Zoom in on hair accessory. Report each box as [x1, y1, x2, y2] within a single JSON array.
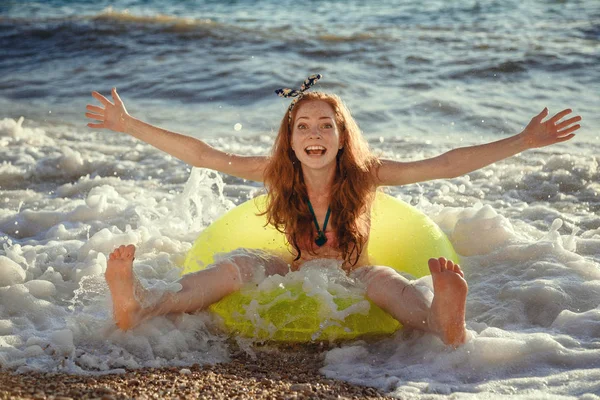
[[275, 74, 323, 122]]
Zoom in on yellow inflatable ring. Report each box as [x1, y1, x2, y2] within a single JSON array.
[[182, 192, 458, 342]]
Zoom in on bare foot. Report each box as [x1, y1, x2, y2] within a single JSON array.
[[428, 257, 468, 347], [106, 244, 142, 330]]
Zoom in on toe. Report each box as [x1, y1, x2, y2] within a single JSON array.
[[437, 257, 448, 270], [455, 264, 465, 278], [123, 245, 133, 259], [428, 258, 442, 274]]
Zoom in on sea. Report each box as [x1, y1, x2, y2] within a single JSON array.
[[1, 0, 600, 398]]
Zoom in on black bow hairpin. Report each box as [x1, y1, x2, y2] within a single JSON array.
[[275, 74, 323, 120]]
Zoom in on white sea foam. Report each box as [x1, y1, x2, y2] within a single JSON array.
[[321, 198, 600, 398], [0, 117, 599, 398]]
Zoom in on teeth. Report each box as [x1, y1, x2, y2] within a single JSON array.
[[305, 145, 326, 151]]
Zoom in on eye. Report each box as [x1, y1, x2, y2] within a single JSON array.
[[297, 123, 307, 130], [322, 123, 333, 129]]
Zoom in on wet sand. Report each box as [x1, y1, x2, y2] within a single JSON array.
[[0, 344, 394, 399]]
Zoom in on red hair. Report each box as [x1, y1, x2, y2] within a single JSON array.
[[262, 92, 379, 269]]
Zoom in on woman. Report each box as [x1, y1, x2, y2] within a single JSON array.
[[86, 75, 581, 347]]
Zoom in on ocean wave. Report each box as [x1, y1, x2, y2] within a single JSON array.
[[444, 53, 598, 82], [0, 7, 217, 31], [445, 60, 529, 81], [0, 7, 388, 46], [317, 31, 390, 43], [0, 9, 227, 41], [92, 7, 214, 29]]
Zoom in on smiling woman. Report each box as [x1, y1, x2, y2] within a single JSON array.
[[294, 105, 340, 156], [264, 90, 379, 271], [87, 74, 580, 347]]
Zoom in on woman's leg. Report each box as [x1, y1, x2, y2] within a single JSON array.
[[105, 245, 289, 330], [352, 257, 468, 346]]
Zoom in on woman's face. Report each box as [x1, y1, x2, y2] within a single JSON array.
[[290, 100, 342, 171]]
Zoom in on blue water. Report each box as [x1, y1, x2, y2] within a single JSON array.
[[1, 0, 599, 136], [1, 1, 600, 398]]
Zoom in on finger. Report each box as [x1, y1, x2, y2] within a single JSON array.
[[92, 91, 112, 106], [87, 122, 105, 129], [555, 133, 576, 143], [86, 104, 105, 114], [533, 107, 549, 122], [112, 87, 124, 106], [557, 124, 580, 136], [85, 112, 104, 121], [548, 109, 572, 124], [555, 116, 581, 131]]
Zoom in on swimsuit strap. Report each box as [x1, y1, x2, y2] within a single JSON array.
[[307, 199, 331, 247]]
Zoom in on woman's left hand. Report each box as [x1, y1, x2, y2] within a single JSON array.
[[520, 108, 582, 149]]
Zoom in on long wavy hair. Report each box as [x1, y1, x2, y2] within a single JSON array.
[[262, 92, 380, 268]]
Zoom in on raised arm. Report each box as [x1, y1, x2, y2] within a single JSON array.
[[375, 108, 581, 186], [85, 88, 268, 182]]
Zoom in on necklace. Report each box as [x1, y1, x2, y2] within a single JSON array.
[[306, 199, 331, 247]]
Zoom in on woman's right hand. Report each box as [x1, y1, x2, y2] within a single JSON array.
[[86, 88, 129, 133]]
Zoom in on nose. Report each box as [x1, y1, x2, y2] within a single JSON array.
[[309, 126, 322, 139]]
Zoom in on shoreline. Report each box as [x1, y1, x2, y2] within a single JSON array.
[[0, 344, 394, 399]]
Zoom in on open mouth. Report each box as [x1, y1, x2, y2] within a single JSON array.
[[305, 145, 326, 156]]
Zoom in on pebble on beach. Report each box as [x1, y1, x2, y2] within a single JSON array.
[[0, 344, 393, 400]]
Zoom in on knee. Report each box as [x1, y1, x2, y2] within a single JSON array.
[[211, 249, 285, 285], [264, 257, 290, 277], [353, 265, 398, 287], [213, 261, 244, 287], [353, 266, 398, 301], [227, 254, 263, 284]]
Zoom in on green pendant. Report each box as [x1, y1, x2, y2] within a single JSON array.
[[307, 199, 331, 248], [315, 232, 327, 247]]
